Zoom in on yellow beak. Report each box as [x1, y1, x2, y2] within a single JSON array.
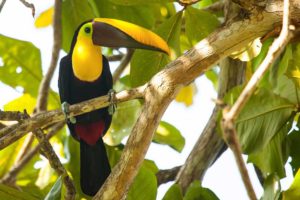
[[91, 18, 170, 55]]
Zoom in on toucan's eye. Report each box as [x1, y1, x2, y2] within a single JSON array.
[[85, 27, 91, 34]]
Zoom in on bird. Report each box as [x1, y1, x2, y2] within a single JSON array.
[[58, 18, 170, 196]]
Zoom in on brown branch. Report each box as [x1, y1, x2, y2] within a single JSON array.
[[0, 122, 65, 185], [107, 54, 124, 62], [176, 58, 246, 193], [36, 0, 61, 112], [204, 0, 224, 13], [156, 166, 181, 186], [0, 87, 145, 150], [177, 0, 200, 6], [221, 0, 293, 200], [19, 0, 35, 17], [0, 110, 27, 121], [112, 49, 134, 84], [0, 0, 6, 13]]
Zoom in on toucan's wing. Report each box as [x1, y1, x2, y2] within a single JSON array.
[[58, 55, 72, 104]]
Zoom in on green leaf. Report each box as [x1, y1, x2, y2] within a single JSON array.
[[153, 121, 185, 152], [278, 44, 293, 76], [0, 184, 39, 200], [274, 75, 300, 105], [162, 184, 183, 200], [283, 169, 300, 200], [185, 7, 219, 46], [184, 181, 219, 200], [235, 89, 294, 153], [205, 69, 218, 90], [44, 176, 62, 200], [127, 166, 157, 200], [90, 0, 158, 29], [0, 34, 42, 96], [61, 0, 95, 52], [286, 44, 300, 88], [108, 0, 172, 6], [130, 12, 183, 87], [248, 120, 291, 177], [143, 159, 159, 174]]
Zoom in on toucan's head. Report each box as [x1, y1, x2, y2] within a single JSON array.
[[70, 18, 170, 82]]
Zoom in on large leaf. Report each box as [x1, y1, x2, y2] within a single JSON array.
[[44, 176, 62, 200], [286, 44, 300, 88], [61, 0, 95, 52], [184, 181, 219, 200], [162, 184, 183, 200], [127, 166, 157, 200], [130, 12, 182, 87], [0, 184, 39, 200], [90, 0, 159, 29], [153, 121, 185, 152], [0, 34, 42, 96], [185, 7, 219, 45], [235, 89, 294, 153], [248, 120, 291, 177], [283, 169, 300, 200]]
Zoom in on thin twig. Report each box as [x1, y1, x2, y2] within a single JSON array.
[[36, 0, 62, 112], [112, 49, 134, 84], [0, 0, 7, 13], [19, 0, 35, 17], [107, 54, 124, 62], [0, 122, 65, 185], [221, 0, 293, 199]]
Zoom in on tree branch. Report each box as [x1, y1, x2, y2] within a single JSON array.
[[18, 0, 35, 17], [0, 0, 6, 13], [36, 0, 61, 112], [176, 58, 246, 193], [0, 86, 145, 149], [0, 122, 65, 185], [112, 49, 134, 84], [156, 166, 181, 186], [221, 0, 294, 199]]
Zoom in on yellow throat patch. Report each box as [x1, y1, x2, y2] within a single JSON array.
[[72, 23, 102, 82]]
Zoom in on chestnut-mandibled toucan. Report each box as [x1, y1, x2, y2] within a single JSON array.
[[58, 18, 169, 196]]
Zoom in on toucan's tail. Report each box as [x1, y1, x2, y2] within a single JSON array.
[[80, 138, 111, 196]]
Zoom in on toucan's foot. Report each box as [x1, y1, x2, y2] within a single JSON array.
[[62, 102, 76, 124], [108, 89, 117, 115]]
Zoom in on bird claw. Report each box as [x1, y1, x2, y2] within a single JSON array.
[[61, 102, 76, 124], [108, 89, 117, 115]]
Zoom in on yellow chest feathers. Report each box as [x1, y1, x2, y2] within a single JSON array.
[[72, 37, 103, 82]]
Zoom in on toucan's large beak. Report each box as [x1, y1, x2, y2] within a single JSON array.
[[92, 18, 170, 55]]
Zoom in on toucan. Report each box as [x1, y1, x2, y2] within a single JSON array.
[[58, 18, 170, 196]]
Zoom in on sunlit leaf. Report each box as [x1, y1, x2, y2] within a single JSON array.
[[35, 7, 53, 28], [44, 176, 62, 200], [185, 7, 219, 45], [175, 83, 197, 106], [108, 0, 172, 5], [283, 169, 300, 200], [163, 184, 183, 200], [0, 184, 39, 200], [4, 93, 36, 114], [277, 44, 292, 76], [184, 181, 219, 200], [153, 121, 185, 152], [230, 38, 262, 62], [130, 12, 183, 87], [0, 34, 42, 96], [127, 166, 157, 200]]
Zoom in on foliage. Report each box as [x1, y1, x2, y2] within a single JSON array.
[[0, 0, 300, 199]]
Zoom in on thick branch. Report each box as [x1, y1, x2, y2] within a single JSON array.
[[156, 166, 181, 186], [94, 1, 300, 199], [176, 58, 246, 193], [36, 0, 61, 112]]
